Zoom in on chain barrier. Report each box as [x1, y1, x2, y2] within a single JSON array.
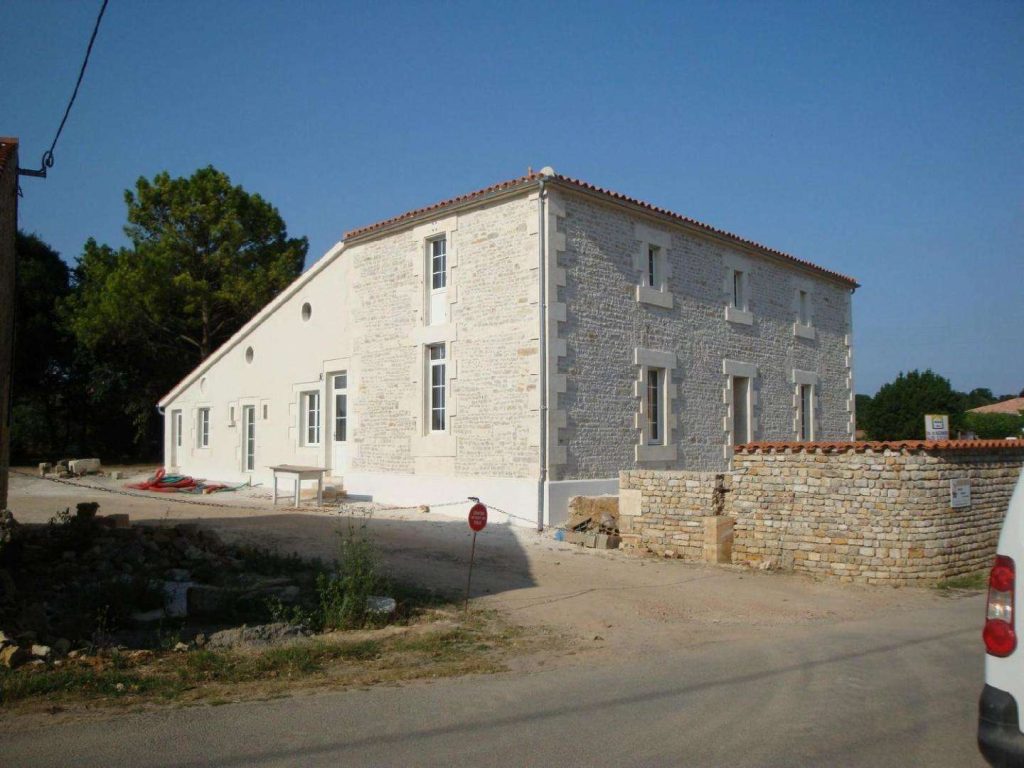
[[12, 469, 484, 520], [12, 469, 582, 536]]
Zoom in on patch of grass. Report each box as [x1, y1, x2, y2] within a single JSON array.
[[0, 612, 543, 711], [936, 570, 989, 591]]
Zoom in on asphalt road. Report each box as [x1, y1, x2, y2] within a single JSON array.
[[2, 592, 987, 768]]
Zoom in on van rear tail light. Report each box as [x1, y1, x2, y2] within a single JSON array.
[[985, 555, 1017, 657]]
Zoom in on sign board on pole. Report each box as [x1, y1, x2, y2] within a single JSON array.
[[468, 502, 488, 532], [925, 414, 950, 441], [950, 478, 972, 509]]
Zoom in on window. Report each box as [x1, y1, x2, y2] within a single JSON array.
[[229, 405, 236, 425], [262, 404, 268, 420], [245, 346, 254, 364], [798, 290, 810, 325], [732, 376, 751, 445], [732, 270, 746, 309], [301, 302, 312, 322], [646, 245, 662, 290], [647, 368, 664, 444], [303, 391, 321, 445], [174, 411, 183, 447], [428, 344, 446, 432], [197, 408, 210, 448], [430, 237, 447, 291], [242, 405, 256, 471], [334, 373, 347, 442], [799, 384, 814, 441]]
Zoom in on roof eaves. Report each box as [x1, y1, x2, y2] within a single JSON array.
[[343, 172, 542, 241], [548, 174, 860, 289]]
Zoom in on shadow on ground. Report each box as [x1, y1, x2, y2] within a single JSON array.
[[147, 512, 538, 601]]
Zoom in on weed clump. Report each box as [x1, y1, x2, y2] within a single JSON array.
[[316, 520, 387, 630]]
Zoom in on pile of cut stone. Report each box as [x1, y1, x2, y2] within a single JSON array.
[[562, 496, 621, 550], [37, 458, 103, 479]]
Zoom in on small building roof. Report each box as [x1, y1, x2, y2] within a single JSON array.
[[969, 397, 1024, 415]]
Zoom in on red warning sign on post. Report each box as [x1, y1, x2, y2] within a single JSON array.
[[468, 502, 488, 532]]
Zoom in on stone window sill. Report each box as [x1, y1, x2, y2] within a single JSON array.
[[635, 444, 677, 462], [636, 285, 674, 309], [724, 306, 753, 326], [793, 322, 816, 340]]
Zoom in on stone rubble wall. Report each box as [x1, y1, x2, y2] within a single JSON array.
[[620, 442, 1024, 585], [619, 470, 727, 559]]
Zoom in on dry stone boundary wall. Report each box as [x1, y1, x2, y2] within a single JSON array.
[[620, 441, 1024, 585]]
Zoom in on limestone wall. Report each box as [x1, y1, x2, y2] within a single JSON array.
[[620, 441, 1024, 585], [159, 188, 543, 521], [556, 190, 854, 481], [619, 470, 726, 559]]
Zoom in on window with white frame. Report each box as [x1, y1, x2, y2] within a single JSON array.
[[646, 367, 666, 444], [798, 383, 814, 441], [428, 344, 446, 432], [430, 237, 446, 290], [197, 408, 210, 448], [634, 225, 673, 308], [302, 391, 321, 445]]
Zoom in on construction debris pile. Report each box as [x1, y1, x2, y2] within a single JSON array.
[[37, 458, 103, 479], [561, 495, 621, 550], [0, 503, 322, 667]]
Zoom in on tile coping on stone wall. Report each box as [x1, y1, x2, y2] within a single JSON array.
[[734, 439, 1024, 454]]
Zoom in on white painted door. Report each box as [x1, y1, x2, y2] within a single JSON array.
[[330, 372, 348, 475], [170, 410, 182, 467], [242, 405, 256, 472]]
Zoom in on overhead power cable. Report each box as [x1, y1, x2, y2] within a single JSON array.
[[19, 0, 110, 180]]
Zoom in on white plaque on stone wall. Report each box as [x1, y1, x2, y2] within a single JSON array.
[[950, 478, 971, 508]]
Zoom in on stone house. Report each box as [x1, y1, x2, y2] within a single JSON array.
[[159, 168, 858, 526]]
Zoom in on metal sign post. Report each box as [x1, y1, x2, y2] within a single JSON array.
[[465, 501, 488, 611]]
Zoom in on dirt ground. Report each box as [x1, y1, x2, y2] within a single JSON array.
[[6, 468, 958, 661]]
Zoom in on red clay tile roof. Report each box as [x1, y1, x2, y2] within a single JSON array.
[[344, 172, 542, 240], [735, 439, 1024, 454], [969, 397, 1024, 415], [0, 137, 18, 176], [342, 171, 860, 287]]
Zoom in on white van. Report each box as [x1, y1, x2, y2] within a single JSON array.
[[980, 469, 1024, 766]]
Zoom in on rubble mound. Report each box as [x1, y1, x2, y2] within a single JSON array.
[[0, 505, 321, 665]]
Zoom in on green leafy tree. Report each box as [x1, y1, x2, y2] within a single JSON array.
[[860, 370, 964, 440], [960, 387, 997, 411], [69, 166, 307, 360], [964, 412, 1024, 439], [66, 167, 308, 456], [10, 232, 74, 459], [854, 394, 872, 434]]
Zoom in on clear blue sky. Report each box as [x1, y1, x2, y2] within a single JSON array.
[[3, 0, 1022, 396]]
